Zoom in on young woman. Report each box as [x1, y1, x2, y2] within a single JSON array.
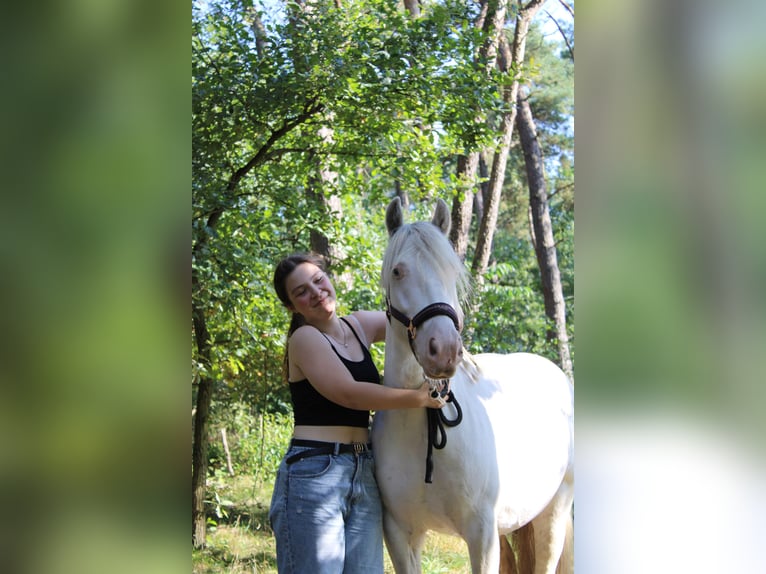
[[269, 252, 445, 574]]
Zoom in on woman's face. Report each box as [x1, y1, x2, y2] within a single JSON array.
[[284, 262, 337, 321]]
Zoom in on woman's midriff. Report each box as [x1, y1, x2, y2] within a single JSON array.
[[292, 425, 370, 444]]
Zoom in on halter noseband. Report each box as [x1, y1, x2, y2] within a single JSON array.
[[385, 298, 461, 343]]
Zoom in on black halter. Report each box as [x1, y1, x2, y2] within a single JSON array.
[[385, 296, 463, 483], [385, 298, 461, 345]]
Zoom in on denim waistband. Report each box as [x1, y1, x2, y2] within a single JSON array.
[[286, 439, 372, 464]]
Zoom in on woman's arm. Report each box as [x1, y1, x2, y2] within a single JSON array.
[[289, 326, 441, 410]]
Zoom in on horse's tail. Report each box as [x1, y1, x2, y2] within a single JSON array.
[[507, 523, 535, 574], [501, 514, 572, 574], [555, 510, 574, 574], [498, 534, 517, 574], [498, 530, 532, 574]]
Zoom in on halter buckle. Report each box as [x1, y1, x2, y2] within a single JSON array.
[[407, 322, 417, 340]]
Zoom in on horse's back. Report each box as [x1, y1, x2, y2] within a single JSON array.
[[468, 352, 573, 530], [471, 352, 572, 412]]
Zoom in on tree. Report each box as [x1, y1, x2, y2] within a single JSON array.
[[472, 0, 547, 280], [193, 0, 334, 545], [449, 0, 508, 261], [517, 90, 573, 380]]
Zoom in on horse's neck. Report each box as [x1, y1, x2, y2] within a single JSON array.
[[383, 332, 423, 389]]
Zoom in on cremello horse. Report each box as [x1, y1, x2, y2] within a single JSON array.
[[371, 198, 574, 574]]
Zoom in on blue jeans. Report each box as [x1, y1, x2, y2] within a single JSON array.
[[269, 443, 384, 574]]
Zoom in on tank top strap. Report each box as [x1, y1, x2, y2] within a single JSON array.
[[317, 328, 343, 358], [341, 316, 368, 350], [317, 318, 369, 360]]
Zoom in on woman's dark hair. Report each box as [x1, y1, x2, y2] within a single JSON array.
[[273, 252, 328, 382]]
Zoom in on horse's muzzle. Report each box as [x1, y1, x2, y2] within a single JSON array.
[[420, 339, 463, 378]]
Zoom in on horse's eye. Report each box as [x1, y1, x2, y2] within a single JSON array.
[[392, 267, 401, 278]]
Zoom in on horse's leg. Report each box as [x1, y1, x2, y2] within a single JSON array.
[[382, 511, 425, 574], [528, 474, 574, 574], [462, 513, 500, 574]]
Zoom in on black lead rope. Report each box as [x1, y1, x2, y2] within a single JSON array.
[[425, 389, 463, 483]]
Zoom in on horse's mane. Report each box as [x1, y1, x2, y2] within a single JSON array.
[[381, 220, 473, 311], [460, 348, 481, 383]]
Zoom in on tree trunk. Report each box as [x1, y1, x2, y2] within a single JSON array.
[[394, 179, 410, 210], [450, 154, 478, 260], [472, 0, 546, 279], [246, 8, 268, 59], [307, 165, 342, 263], [286, 1, 347, 276], [192, 299, 213, 547], [517, 92, 573, 381], [477, 150, 491, 223], [450, 0, 508, 260], [306, 121, 352, 293], [403, 0, 420, 17]]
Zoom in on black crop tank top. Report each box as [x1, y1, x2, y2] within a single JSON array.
[[289, 317, 382, 428]]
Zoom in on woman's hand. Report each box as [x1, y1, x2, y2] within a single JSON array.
[[417, 380, 448, 409]]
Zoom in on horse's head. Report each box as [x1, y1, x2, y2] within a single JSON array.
[[382, 197, 470, 379]]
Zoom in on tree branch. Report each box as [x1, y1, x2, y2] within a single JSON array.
[[544, 10, 574, 61], [558, 0, 574, 18], [263, 146, 397, 161], [193, 98, 325, 254], [548, 181, 574, 199]]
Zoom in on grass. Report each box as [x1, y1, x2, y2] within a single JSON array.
[[192, 474, 471, 574]]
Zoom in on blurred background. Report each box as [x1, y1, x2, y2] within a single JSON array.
[[576, 0, 766, 570], [0, 2, 189, 573], [0, 0, 764, 572]]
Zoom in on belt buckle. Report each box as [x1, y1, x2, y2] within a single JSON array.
[[353, 442, 365, 454]]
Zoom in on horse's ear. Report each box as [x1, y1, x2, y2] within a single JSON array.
[[431, 198, 450, 235], [386, 197, 404, 236]]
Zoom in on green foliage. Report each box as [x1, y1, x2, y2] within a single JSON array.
[[193, 0, 574, 467], [192, 0, 508, 417], [206, 407, 293, 487], [469, 262, 552, 358]]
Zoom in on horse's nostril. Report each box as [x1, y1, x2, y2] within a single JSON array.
[[428, 338, 439, 357]]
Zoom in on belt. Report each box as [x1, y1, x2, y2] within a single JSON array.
[[286, 439, 372, 465]]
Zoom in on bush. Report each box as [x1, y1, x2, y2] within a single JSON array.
[[206, 404, 293, 485]]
